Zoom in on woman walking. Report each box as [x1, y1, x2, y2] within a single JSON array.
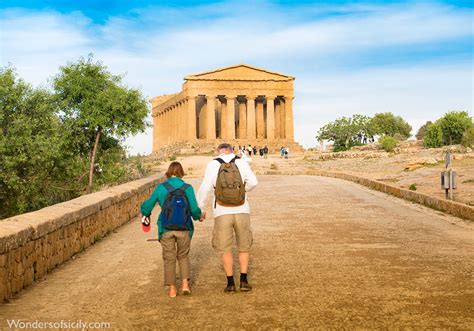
[[140, 162, 203, 297]]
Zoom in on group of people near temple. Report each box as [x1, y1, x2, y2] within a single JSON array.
[[234, 145, 290, 159]]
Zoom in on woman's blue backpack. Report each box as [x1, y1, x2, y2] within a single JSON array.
[[160, 182, 192, 230]]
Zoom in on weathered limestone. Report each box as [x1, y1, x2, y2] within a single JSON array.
[[0, 174, 164, 302], [238, 98, 247, 139], [274, 101, 280, 139], [256, 98, 265, 139], [206, 96, 216, 139], [151, 64, 298, 152], [187, 96, 197, 139], [226, 96, 236, 140], [284, 96, 294, 141], [266, 96, 275, 140], [246, 95, 256, 139]]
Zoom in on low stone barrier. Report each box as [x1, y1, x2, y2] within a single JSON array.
[[0, 174, 163, 302], [305, 170, 474, 222]]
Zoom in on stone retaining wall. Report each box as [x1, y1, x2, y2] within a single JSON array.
[[0, 174, 163, 302], [305, 170, 474, 222]]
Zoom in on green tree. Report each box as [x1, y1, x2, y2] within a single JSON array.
[[0, 68, 86, 218], [437, 111, 473, 145], [461, 126, 474, 148], [316, 114, 371, 151], [415, 121, 433, 140], [370, 112, 412, 139], [53, 55, 149, 193], [423, 122, 443, 148]]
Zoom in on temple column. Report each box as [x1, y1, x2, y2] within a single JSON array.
[[163, 110, 168, 145], [246, 95, 256, 139], [180, 100, 186, 141], [256, 98, 265, 139], [176, 103, 181, 141], [239, 99, 247, 139], [173, 105, 178, 143], [177, 103, 181, 141], [171, 105, 176, 143], [280, 99, 286, 139], [274, 100, 281, 139], [187, 96, 197, 140], [198, 98, 206, 139], [152, 114, 157, 151], [284, 96, 294, 140], [225, 96, 236, 140], [176, 101, 182, 141], [160, 112, 164, 145], [205, 95, 216, 139], [266, 96, 275, 140], [220, 98, 227, 139]]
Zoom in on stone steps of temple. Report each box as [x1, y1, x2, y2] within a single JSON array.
[[147, 139, 304, 161]]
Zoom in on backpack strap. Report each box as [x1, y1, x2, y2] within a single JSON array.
[[215, 156, 240, 164], [163, 182, 175, 193], [179, 183, 190, 191], [163, 182, 189, 193]]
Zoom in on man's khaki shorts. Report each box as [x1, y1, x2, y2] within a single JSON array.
[[212, 213, 253, 253]]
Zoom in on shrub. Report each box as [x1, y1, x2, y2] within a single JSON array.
[[461, 126, 474, 148], [409, 183, 417, 191], [169, 155, 177, 161], [379, 136, 398, 152], [423, 123, 443, 148]]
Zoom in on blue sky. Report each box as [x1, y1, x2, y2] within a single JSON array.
[[1, 0, 472, 154]]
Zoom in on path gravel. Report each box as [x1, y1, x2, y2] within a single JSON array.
[[1, 176, 472, 329]]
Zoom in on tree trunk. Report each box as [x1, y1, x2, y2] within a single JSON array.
[[86, 127, 101, 194]]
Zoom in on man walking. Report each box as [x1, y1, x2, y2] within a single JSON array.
[[197, 143, 258, 293]]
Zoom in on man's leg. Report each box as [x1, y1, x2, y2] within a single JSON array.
[[234, 214, 253, 291], [222, 252, 233, 276], [238, 252, 249, 273], [213, 214, 236, 292]]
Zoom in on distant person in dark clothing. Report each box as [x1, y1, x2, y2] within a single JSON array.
[[263, 146, 269, 159], [253, 146, 257, 156]]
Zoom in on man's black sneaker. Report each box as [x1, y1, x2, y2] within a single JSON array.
[[239, 281, 252, 292], [224, 285, 236, 293]]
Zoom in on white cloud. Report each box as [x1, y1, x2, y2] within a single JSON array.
[[0, 2, 472, 154]]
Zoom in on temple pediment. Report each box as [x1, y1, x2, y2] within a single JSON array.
[[184, 64, 294, 82]]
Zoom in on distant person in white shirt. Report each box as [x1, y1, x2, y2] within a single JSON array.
[[197, 143, 258, 293]]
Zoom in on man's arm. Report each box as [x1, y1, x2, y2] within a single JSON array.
[[196, 162, 215, 208], [239, 160, 258, 192]]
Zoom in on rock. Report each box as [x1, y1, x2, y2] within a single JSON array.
[[423, 158, 438, 165]]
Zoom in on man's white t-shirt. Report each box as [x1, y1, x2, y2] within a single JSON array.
[[196, 153, 258, 218]]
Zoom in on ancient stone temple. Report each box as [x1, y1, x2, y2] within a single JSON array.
[[151, 64, 301, 153]]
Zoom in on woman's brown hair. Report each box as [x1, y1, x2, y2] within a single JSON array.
[[165, 161, 185, 178]]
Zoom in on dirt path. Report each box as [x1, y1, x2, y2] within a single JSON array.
[[1, 176, 473, 329]]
